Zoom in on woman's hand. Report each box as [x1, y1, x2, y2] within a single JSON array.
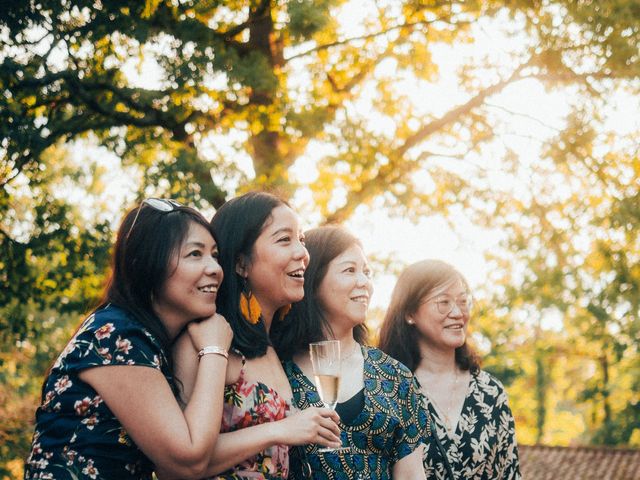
[[187, 313, 233, 351], [277, 406, 342, 448]]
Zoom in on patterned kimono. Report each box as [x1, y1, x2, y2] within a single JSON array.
[[24, 304, 168, 480], [421, 370, 521, 480], [284, 346, 427, 480]]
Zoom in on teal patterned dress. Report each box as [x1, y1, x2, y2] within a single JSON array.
[[24, 304, 169, 479], [283, 346, 427, 480]]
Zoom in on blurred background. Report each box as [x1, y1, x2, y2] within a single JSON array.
[[1, 1, 639, 477]]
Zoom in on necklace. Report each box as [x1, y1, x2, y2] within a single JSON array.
[[421, 369, 460, 432]]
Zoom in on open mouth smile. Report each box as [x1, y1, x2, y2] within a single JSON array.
[[287, 268, 305, 279], [197, 284, 218, 293], [351, 295, 369, 305], [444, 323, 464, 330]]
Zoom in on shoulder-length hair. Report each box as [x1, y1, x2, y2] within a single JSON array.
[[378, 259, 480, 373], [101, 200, 214, 392], [272, 225, 368, 360], [210, 191, 288, 359]]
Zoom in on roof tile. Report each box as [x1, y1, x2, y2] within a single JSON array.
[[519, 444, 640, 480]]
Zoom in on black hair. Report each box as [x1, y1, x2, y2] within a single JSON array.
[[100, 201, 215, 393], [210, 191, 288, 359], [272, 225, 368, 360], [378, 259, 481, 373]]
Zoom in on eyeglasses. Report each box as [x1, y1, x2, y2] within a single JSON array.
[[126, 198, 182, 240], [423, 293, 473, 315]]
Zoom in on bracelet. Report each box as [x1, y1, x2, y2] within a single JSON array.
[[197, 345, 229, 361]]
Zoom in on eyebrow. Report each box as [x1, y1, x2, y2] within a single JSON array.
[[270, 227, 294, 237], [184, 241, 217, 249], [337, 260, 369, 268]]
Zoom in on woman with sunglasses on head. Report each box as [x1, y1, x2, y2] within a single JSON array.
[[25, 199, 233, 480], [272, 226, 427, 480], [172, 192, 341, 479], [379, 260, 521, 480]]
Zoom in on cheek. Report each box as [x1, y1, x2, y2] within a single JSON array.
[[415, 314, 438, 333]]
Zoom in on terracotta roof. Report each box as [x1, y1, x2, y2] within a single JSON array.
[[519, 444, 640, 480]]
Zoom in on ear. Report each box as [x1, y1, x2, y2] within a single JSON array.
[[235, 254, 249, 278]]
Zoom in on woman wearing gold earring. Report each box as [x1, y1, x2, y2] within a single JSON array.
[[172, 192, 341, 479]]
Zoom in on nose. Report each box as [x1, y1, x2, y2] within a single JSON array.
[[294, 240, 310, 263], [449, 302, 464, 317], [205, 256, 223, 279], [356, 271, 370, 287]]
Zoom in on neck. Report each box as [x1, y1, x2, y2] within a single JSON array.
[[417, 341, 458, 374], [326, 326, 359, 358], [262, 309, 274, 333], [151, 304, 182, 342], [252, 293, 275, 333]]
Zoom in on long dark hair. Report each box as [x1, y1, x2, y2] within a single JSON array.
[[99, 201, 214, 391], [273, 225, 368, 360], [210, 191, 288, 358], [378, 259, 480, 373]]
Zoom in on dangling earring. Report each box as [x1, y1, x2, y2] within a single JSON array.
[[239, 278, 262, 325], [277, 304, 292, 321]]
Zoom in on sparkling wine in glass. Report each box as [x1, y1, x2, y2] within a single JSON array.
[[309, 340, 347, 453]]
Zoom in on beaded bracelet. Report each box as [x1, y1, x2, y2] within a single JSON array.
[[197, 345, 229, 361]]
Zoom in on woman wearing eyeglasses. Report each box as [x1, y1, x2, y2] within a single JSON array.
[[379, 260, 521, 480], [172, 192, 341, 480], [25, 199, 233, 479]]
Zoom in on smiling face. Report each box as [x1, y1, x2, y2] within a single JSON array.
[[409, 277, 470, 352], [240, 205, 309, 321], [316, 243, 373, 335], [153, 222, 223, 333]]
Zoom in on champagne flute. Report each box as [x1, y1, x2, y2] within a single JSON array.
[[309, 340, 347, 453]]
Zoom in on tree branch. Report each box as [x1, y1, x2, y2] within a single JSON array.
[[324, 59, 536, 223], [485, 102, 562, 132], [285, 19, 470, 62]]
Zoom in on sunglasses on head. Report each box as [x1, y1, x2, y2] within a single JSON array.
[[126, 198, 182, 240]]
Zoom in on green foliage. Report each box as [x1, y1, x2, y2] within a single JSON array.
[[0, 307, 80, 479], [287, 0, 334, 41]]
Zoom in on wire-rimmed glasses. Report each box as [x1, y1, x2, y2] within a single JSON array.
[[126, 198, 182, 240], [425, 293, 473, 315]]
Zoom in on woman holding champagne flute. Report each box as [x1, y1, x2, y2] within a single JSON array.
[[273, 226, 427, 479]]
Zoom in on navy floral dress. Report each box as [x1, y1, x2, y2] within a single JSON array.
[[421, 370, 521, 480], [284, 346, 427, 480], [24, 304, 169, 480]]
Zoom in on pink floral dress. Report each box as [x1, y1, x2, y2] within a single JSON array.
[[211, 356, 291, 479]]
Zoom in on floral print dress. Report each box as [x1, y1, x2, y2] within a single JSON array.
[[210, 356, 292, 479], [421, 370, 521, 480], [24, 304, 169, 480], [284, 346, 427, 480]]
